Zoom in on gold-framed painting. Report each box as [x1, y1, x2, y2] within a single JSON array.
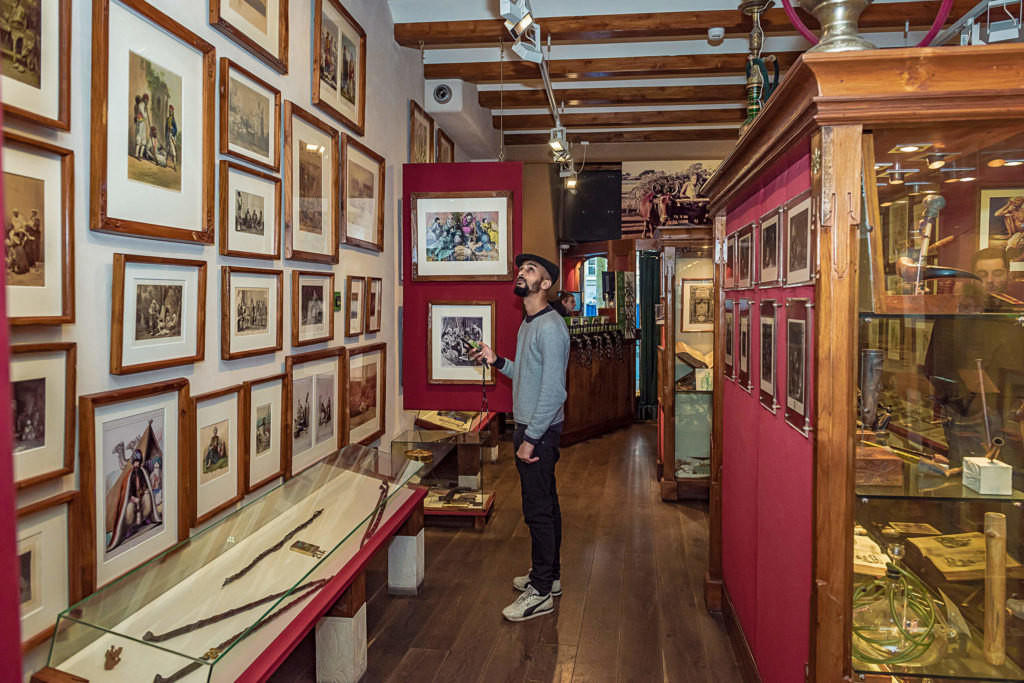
[[283, 100, 340, 264], [341, 136, 385, 252], [209, 0, 288, 74], [0, 0, 71, 130], [348, 342, 385, 446], [409, 99, 434, 163], [191, 385, 245, 526], [11, 342, 75, 490], [221, 265, 283, 360], [312, 0, 365, 136], [219, 57, 281, 172]]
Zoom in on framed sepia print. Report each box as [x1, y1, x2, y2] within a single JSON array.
[[341, 136, 385, 251], [209, 0, 288, 74], [17, 490, 78, 651], [219, 58, 280, 172], [427, 300, 496, 385], [724, 233, 736, 289], [411, 191, 514, 281], [979, 187, 1024, 272], [436, 128, 454, 163], [312, 0, 365, 135], [680, 279, 713, 333], [219, 160, 281, 259], [364, 276, 382, 333], [3, 131, 74, 324], [91, 0, 216, 244], [77, 378, 190, 595], [785, 297, 813, 435], [191, 385, 245, 526], [243, 372, 285, 492], [723, 299, 735, 380], [345, 274, 364, 337], [1, 0, 70, 130], [285, 347, 348, 478], [409, 99, 434, 163], [11, 342, 75, 489], [736, 224, 753, 289], [222, 266, 283, 360], [758, 299, 778, 412], [784, 190, 815, 286], [737, 298, 751, 391], [758, 206, 783, 287], [111, 253, 207, 375], [292, 269, 334, 346], [283, 100, 340, 264], [348, 342, 385, 445]]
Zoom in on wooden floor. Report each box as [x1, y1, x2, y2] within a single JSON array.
[[271, 423, 741, 682]]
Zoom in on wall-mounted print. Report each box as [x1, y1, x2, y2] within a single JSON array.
[[3, 131, 73, 324], [348, 342, 385, 445], [680, 279, 713, 333], [283, 101, 339, 264], [219, 160, 281, 260], [345, 275, 364, 337], [312, 0, 365, 136], [737, 298, 751, 391], [758, 206, 783, 287], [979, 187, 1024, 272], [408, 99, 434, 163], [758, 300, 777, 412], [364, 276, 382, 333], [785, 297, 812, 436], [436, 128, 454, 163], [285, 347, 348, 478], [77, 378, 189, 595], [342, 136, 385, 252], [736, 225, 753, 288], [17, 490, 78, 651], [292, 270, 334, 346], [209, 0, 288, 74], [111, 254, 207, 375], [723, 299, 735, 380], [724, 234, 736, 290], [191, 385, 245, 526], [411, 191, 513, 281], [222, 266, 282, 360], [91, 0, 215, 244], [243, 373, 284, 492], [0, 0, 70, 130], [620, 160, 718, 237], [784, 191, 815, 286], [219, 58, 280, 172], [427, 301, 496, 385], [11, 342, 75, 490]]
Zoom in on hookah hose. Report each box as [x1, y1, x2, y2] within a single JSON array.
[[780, 0, 953, 47], [852, 563, 939, 665]]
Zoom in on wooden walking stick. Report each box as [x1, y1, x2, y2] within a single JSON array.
[[984, 511, 1006, 666]]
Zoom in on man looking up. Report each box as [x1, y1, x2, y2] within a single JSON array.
[[471, 253, 570, 622]]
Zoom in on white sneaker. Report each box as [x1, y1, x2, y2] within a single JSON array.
[[513, 569, 562, 597], [501, 585, 554, 622]]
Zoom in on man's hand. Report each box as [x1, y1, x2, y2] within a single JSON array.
[[516, 440, 539, 464], [470, 342, 497, 365]]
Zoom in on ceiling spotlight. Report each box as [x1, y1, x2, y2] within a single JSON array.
[[548, 126, 567, 153], [874, 162, 892, 171], [943, 175, 961, 183], [888, 172, 905, 185], [1005, 160, 1024, 167], [501, 0, 533, 38], [923, 154, 947, 170], [565, 173, 578, 190], [959, 175, 976, 182], [988, 158, 1006, 168], [552, 149, 570, 164], [880, 201, 893, 207], [899, 145, 921, 153], [888, 143, 931, 154]]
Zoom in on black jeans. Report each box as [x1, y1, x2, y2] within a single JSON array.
[[513, 422, 563, 595]]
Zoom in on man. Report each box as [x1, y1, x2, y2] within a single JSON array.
[[165, 104, 178, 170], [472, 253, 570, 622], [133, 94, 150, 159]]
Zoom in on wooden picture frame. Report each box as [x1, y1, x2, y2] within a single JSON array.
[[209, 0, 288, 74], [427, 300, 496, 385], [979, 186, 1024, 272], [364, 276, 382, 333], [11, 342, 75, 489], [221, 266, 283, 360], [218, 58, 281, 172], [285, 347, 349, 478], [758, 299, 778, 413], [242, 372, 286, 492], [410, 190, 514, 281], [758, 205, 784, 287], [436, 128, 454, 163], [191, 385, 245, 526], [409, 99, 434, 163], [348, 342, 386, 446], [680, 279, 713, 333], [341, 136, 385, 252], [723, 299, 735, 380], [724, 233, 736, 290], [1, 0, 71, 130], [77, 378, 190, 596], [4, 131, 74, 324], [312, 0, 366, 136], [345, 275, 365, 337], [90, 0, 216, 244], [737, 298, 751, 391], [111, 253, 207, 375], [784, 190, 815, 286], [218, 160, 282, 259], [736, 223, 754, 289], [292, 269, 335, 346], [283, 100, 340, 264], [785, 297, 813, 436]]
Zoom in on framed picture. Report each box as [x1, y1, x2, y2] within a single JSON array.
[[409, 99, 434, 163], [342, 136, 385, 252], [191, 385, 245, 526], [1, 0, 70, 130], [364, 276, 382, 333], [209, 0, 288, 74], [222, 266, 283, 359], [312, 0, 365, 135], [285, 347, 348, 478], [724, 233, 736, 289], [736, 224, 753, 288], [785, 298, 813, 435], [345, 275, 365, 337], [759, 300, 778, 412], [680, 279, 713, 333], [219, 160, 281, 259], [436, 128, 454, 163], [90, 0, 215, 244], [886, 201, 909, 264], [887, 318, 902, 361], [111, 254, 206, 375], [77, 378, 190, 595], [737, 298, 751, 391], [219, 58, 281, 172], [17, 490, 78, 651], [243, 373, 285, 492], [427, 301, 496, 385], [411, 191, 514, 281], [758, 206, 783, 287], [283, 101, 340, 264], [723, 299, 735, 380], [3, 131, 74, 324], [348, 342, 385, 445], [292, 270, 334, 346], [11, 342, 75, 489], [784, 190, 815, 286], [979, 187, 1024, 271]]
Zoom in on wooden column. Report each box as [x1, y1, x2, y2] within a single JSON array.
[[705, 213, 727, 612]]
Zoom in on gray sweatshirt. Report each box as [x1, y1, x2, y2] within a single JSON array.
[[493, 306, 570, 444]]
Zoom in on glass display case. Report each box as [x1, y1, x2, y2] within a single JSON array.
[[46, 444, 423, 683]]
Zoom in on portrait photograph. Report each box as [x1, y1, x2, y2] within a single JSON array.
[[244, 373, 284, 491], [219, 58, 280, 172], [313, 0, 365, 135], [284, 101, 339, 263], [737, 226, 752, 288], [348, 342, 385, 445], [681, 279, 713, 333], [11, 342, 74, 488], [979, 187, 1024, 272], [785, 192, 814, 285], [342, 137, 385, 251], [285, 347, 347, 477], [219, 160, 281, 259], [364, 276, 382, 333], [411, 191, 513, 281], [17, 491, 77, 651], [436, 128, 454, 163], [222, 266, 282, 360], [759, 208, 782, 286], [723, 300, 735, 379], [192, 386, 244, 526], [345, 275, 364, 337], [428, 301, 496, 385], [759, 300, 776, 412], [0, 0, 70, 130], [210, 0, 288, 74], [409, 99, 434, 163], [291, 270, 334, 346]]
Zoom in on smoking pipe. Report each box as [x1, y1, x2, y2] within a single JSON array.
[[896, 256, 980, 283]]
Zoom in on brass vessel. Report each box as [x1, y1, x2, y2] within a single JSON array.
[[796, 0, 876, 52]]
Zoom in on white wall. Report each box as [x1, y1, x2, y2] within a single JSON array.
[[10, 1, 423, 678]]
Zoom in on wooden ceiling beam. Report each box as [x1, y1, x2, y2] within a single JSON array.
[[495, 109, 745, 130], [504, 129, 740, 145], [479, 84, 749, 109]]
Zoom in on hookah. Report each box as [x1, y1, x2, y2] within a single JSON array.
[[739, 1, 780, 128]]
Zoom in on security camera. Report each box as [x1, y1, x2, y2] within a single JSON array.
[[432, 83, 452, 105], [707, 27, 725, 43]]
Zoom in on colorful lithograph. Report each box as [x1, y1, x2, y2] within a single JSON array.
[[0, 0, 70, 129], [192, 386, 245, 525], [411, 191, 513, 281]]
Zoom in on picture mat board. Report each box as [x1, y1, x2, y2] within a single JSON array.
[[348, 346, 384, 445], [212, 0, 285, 71], [17, 498, 71, 648], [11, 345, 73, 486], [220, 161, 281, 258], [345, 276, 364, 337], [785, 298, 812, 434], [194, 391, 242, 522], [736, 226, 753, 289], [247, 377, 284, 490], [412, 192, 512, 280], [285, 104, 338, 262], [428, 302, 495, 384], [364, 277, 382, 333], [226, 268, 281, 357], [785, 193, 815, 285], [343, 141, 383, 248], [295, 272, 332, 344], [314, 0, 364, 133], [221, 60, 279, 171], [288, 354, 343, 477], [759, 208, 783, 286], [1, 0, 68, 127], [680, 279, 713, 332]]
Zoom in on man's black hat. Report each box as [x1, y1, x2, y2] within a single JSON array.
[[514, 253, 559, 284]]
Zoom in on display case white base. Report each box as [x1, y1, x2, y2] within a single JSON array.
[[388, 529, 424, 595], [962, 457, 1013, 496], [315, 604, 367, 683]]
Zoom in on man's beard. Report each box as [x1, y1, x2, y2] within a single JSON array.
[[513, 278, 538, 298]]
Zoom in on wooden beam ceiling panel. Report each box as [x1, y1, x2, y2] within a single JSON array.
[[479, 84, 749, 109], [504, 129, 740, 145], [496, 109, 745, 130]]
